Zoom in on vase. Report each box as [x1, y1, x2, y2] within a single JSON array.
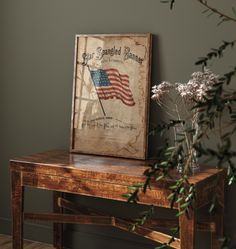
[[189, 148, 200, 174], [176, 148, 200, 175], [174, 125, 200, 174]]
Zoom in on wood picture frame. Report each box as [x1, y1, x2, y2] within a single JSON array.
[[70, 33, 152, 159]]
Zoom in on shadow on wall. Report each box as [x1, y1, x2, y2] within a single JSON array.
[[148, 34, 167, 159]]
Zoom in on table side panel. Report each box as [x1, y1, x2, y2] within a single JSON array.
[[10, 161, 150, 186], [10, 151, 226, 211], [10, 161, 225, 188], [21, 171, 175, 209], [194, 170, 226, 208]]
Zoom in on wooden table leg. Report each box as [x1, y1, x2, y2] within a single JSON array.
[[179, 210, 196, 249], [53, 191, 64, 249], [211, 177, 224, 249], [11, 170, 24, 249], [211, 204, 224, 249]]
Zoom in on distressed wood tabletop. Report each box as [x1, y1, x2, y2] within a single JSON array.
[[10, 150, 226, 249]]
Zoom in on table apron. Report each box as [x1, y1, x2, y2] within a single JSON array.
[[21, 171, 176, 209]]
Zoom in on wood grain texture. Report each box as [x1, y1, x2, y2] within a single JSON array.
[[0, 234, 53, 249], [210, 176, 225, 249], [10, 150, 225, 185], [179, 209, 196, 249], [11, 170, 24, 249], [10, 150, 226, 249], [53, 192, 63, 249], [24, 212, 181, 247], [22, 171, 174, 209], [115, 218, 180, 249], [58, 197, 216, 232]]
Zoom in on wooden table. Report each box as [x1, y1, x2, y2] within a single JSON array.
[[10, 150, 225, 249]]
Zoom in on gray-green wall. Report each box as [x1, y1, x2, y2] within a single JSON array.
[[1, 0, 236, 248]]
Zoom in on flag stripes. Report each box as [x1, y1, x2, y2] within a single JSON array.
[[90, 68, 135, 106]]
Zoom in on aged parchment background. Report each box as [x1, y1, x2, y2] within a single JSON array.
[[72, 35, 151, 158]]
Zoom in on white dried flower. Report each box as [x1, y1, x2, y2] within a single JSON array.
[[151, 81, 174, 101], [174, 69, 219, 102], [175, 83, 191, 100], [152, 69, 219, 111], [190, 69, 219, 101]]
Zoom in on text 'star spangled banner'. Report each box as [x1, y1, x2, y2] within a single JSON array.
[[90, 68, 135, 106]]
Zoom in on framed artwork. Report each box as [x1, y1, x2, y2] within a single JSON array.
[[70, 33, 152, 159]]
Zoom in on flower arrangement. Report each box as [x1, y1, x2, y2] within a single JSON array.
[[124, 1, 236, 248], [151, 69, 220, 173]]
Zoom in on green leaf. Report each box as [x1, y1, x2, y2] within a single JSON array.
[[132, 183, 144, 188], [189, 185, 194, 193], [160, 161, 168, 166], [155, 174, 164, 181], [176, 197, 183, 203], [122, 193, 132, 198], [228, 176, 235, 185], [127, 186, 138, 191], [180, 202, 191, 209], [195, 57, 207, 66], [179, 187, 185, 194], [166, 146, 176, 151], [185, 193, 193, 202], [176, 210, 185, 217], [169, 185, 178, 190], [168, 192, 176, 199], [209, 202, 215, 213]]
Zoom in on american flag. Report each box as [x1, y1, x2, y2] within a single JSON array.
[[90, 68, 135, 107]]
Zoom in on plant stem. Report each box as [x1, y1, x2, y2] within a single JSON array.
[[197, 0, 236, 23], [175, 104, 190, 152]]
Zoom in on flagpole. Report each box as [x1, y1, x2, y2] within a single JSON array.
[[85, 63, 106, 117]]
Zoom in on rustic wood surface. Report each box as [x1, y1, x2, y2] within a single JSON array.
[[11, 170, 24, 249], [210, 176, 225, 249], [10, 150, 226, 249], [53, 192, 63, 249], [179, 208, 196, 249], [10, 150, 225, 185], [0, 234, 53, 249]]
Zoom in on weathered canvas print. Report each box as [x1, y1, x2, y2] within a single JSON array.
[[71, 34, 152, 159]]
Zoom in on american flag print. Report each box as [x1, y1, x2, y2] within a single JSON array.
[[90, 68, 135, 107]]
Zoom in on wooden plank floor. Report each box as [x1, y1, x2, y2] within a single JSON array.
[[0, 234, 54, 249]]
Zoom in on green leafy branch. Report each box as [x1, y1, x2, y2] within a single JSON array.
[[129, 205, 155, 231], [223, 67, 236, 85], [161, 0, 236, 25], [194, 137, 236, 186], [123, 120, 196, 249], [192, 70, 236, 185], [193, 68, 236, 130], [123, 130, 185, 204], [124, 69, 236, 249], [195, 40, 236, 68], [156, 1, 236, 248], [168, 175, 195, 217], [149, 119, 184, 137], [197, 0, 236, 25], [155, 227, 179, 249], [147, 176, 194, 249], [219, 237, 236, 249], [160, 0, 175, 10]]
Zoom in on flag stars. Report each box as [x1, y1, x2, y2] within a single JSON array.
[[91, 69, 111, 87]]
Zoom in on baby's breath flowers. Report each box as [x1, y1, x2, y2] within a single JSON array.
[[152, 69, 219, 103], [151, 69, 219, 173], [151, 81, 174, 102]]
